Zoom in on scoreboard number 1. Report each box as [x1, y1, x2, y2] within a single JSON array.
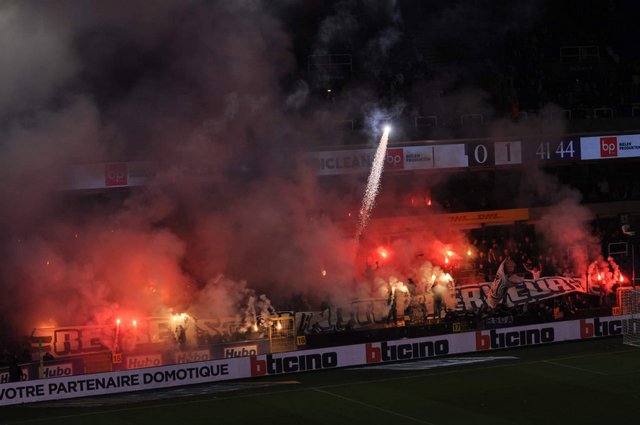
[[494, 141, 522, 165]]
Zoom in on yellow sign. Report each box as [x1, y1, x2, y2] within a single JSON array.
[[452, 323, 462, 332], [296, 336, 307, 346], [445, 208, 529, 226], [338, 208, 531, 238], [112, 353, 122, 364]]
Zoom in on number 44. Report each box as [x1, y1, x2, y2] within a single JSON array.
[[536, 140, 574, 159]]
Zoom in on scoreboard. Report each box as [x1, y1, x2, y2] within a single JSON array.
[[312, 133, 640, 176], [467, 137, 580, 167]]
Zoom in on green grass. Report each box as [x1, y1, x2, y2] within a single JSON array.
[[2, 338, 639, 425]]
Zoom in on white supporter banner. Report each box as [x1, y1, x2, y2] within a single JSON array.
[[1, 315, 636, 406], [294, 276, 585, 335], [456, 276, 584, 311]]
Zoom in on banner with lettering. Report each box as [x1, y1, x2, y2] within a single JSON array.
[[29, 313, 293, 361], [454, 276, 585, 311], [295, 276, 585, 333], [2, 315, 637, 405]]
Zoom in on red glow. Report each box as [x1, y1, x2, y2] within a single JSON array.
[[426, 198, 432, 206], [132, 320, 137, 327], [376, 246, 390, 261], [597, 273, 602, 281], [619, 275, 625, 283], [116, 318, 121, 326]]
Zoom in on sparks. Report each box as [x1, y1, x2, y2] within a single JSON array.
[[355, 125, 391, 239]]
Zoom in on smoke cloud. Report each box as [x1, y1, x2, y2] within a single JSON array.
[[0, 1, 608, 349], [0, 1, 355, 342]]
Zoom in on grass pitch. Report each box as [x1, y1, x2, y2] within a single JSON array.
[[1, 337, 639, 425]]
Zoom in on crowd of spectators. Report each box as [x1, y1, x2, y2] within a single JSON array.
[[461, 219, 632, 284], [429, 219, 633, 329]]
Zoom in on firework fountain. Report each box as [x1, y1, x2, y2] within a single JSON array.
[[355, 125, 391, 240]]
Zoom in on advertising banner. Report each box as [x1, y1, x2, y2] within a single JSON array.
[[445, 208, 529, 226], [580, 134, 640, 160], [0, 357, 244, 406], [68, 161, 152, 190], [310, 143, 467, 176], [2, 315, 636, 406]]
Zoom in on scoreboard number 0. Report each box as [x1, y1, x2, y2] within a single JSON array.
[[467, 142, 494, 166], [474, 144, 489, 164]]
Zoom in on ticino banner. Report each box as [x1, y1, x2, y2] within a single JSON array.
[[0, 315, 636, 406]]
